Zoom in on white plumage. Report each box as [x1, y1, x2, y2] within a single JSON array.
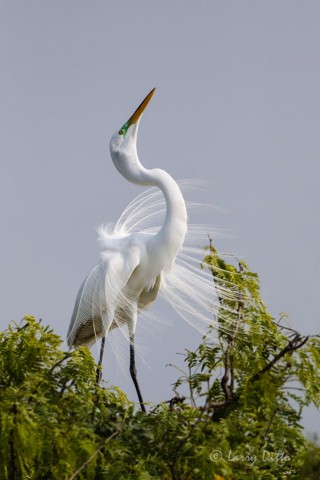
[[67, 89, 222, 410]]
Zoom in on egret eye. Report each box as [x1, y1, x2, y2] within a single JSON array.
[[119, 129, 124, 135]]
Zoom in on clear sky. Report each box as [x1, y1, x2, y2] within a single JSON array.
[[1, 1, 319, 434]]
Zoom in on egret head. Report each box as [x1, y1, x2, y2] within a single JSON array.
[[110, 88, 155, 183], [110, 88, 155, 151]]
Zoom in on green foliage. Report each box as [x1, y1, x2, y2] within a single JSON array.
[[0, 318, 129, 479], [298, 442, 320, 479], [0, 246, 319, 479]]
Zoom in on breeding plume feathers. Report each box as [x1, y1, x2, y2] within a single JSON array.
[[68, 181, 237, 352]]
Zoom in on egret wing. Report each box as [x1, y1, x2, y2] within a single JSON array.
[[67, 246, 141, 348], [67, 264, 104, 347]]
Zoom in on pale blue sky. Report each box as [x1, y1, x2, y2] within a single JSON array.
[[1, 1, 319, 433]]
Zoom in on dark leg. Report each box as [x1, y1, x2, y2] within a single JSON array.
[[130, 334, 146, 412], [96, 336, 106, 384]]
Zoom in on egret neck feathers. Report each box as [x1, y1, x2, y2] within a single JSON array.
[[110, 120, 187, 271]]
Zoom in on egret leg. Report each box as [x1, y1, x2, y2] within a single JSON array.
[[96, 336, 106, 384], [129, 334, 146, 412]]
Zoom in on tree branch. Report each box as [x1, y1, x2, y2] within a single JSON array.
[[203, 331, 309, 414], [68, 425, 124, 480], [249, 333, 309, 384]]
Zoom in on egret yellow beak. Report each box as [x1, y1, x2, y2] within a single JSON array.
[[119, 88, 156, 136], [128, 88, 156, 126]]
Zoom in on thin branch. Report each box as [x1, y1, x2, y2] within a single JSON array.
[[203, 332, 310, 413], [50, 352, 73, 373], [259, 407, 279, 450], [250, 334, 309, 384], [68, 426, 123, 480]]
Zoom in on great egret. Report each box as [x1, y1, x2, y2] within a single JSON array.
[[67, 89, 222, 412]]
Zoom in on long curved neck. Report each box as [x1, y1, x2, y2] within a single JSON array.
[[110, 133, 187, 261], [145, 167, 187, 246]]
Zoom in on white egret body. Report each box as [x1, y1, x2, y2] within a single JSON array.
[[67, 89, 189, 410]]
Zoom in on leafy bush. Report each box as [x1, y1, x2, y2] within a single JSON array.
[[0, 246, 319, 479]]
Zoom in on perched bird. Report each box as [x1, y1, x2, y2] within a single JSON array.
[[67, 89, 221, 411]]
